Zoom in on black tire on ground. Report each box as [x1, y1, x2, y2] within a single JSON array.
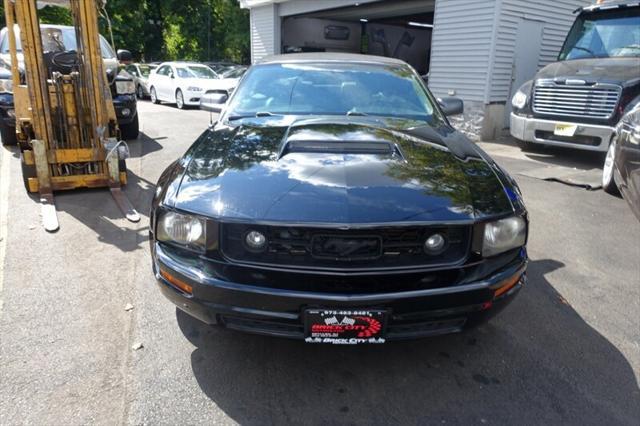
[[120, 114, 139, 140], [137, 85, 145, 100], [602, 141, 620, 195], [0, 119, 17, 146], [150, 86, 159, 104], [20, 151, 37, 192], [515, 138, 537, 152], [175, 89, 185, 109]]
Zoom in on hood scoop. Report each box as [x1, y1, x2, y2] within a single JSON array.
[[279, 140, 404, 158]]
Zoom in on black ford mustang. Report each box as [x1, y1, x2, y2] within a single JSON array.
[[150, 53, 528, 344]]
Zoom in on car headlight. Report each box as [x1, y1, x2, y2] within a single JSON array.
[[0, 79, 13, 94], [482, 216, 527, 257], [187, 86, 203, 92], [511, 81, 532, 110], [115, 80, 136, 95], [157, 210, 206, 251]]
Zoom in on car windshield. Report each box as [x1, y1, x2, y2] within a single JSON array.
[[223, 67, 246, 78], [559, 8, 640, 60], [139, 65, 155, 77], [2, 27, 115, 59], [187, 66, 217, 79], [225, 62, 438, 122]]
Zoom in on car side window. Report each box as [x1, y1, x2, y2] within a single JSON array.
[[157, 65, 169, 76], [126, 65, 138, 76], [99, 36, 115, 59]]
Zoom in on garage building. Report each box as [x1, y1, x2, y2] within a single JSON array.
[[238, 0, 589, 140]]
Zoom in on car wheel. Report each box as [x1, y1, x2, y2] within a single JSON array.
[[0, 118, 17, 146], [120, 114, 139, 140], [137, 85, 145, 100], [176, 89, 185, 109], [150, 87, 159, 104], [515, 138, 536, 152], [602, 140, 620, 195]]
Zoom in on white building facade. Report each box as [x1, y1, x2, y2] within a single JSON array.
[[239, 0, 590, 139]]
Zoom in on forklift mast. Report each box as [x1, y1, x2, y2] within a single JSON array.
[[3, 0, 139, 231]]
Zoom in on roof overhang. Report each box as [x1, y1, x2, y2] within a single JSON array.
[[238, 0, 292, 9]]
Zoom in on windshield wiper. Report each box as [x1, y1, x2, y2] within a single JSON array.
[[571, 46, 597, 57]]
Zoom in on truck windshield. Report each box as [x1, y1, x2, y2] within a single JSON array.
[[559, 8, 640, 60]]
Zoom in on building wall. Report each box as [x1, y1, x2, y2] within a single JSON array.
[[249, 4, 280, 63], [427, 0, 497, 103], [488, 0, 590, 103]]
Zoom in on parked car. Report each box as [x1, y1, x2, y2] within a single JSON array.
[[150, 53, 529, 344], [510, 1, 640, 152], [0, 24, 139, 144], [204, 61, 239, 74], [221, 65, 247, 79], [124, 63, 157, 99], [603, 103, 640, 220], [148, 61, 239, 109]]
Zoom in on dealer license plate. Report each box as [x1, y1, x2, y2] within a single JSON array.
[[304, 309, 387, 344], [554, 123, 578, 137]]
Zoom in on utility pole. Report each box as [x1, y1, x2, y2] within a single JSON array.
[[207, 0, 211, 60]]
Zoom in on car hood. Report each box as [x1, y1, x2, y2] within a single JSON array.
[[535, 58, 640, 86], [163, 119, 515, 224], [184, 78, 231, 90]]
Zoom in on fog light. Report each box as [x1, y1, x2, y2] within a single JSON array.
[[245, 230, 267, 251], [424, 233, 446, 254], [121, 108, 131, 117]]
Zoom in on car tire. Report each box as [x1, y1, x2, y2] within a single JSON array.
[[20, 151, 37, 192], [137, 85, 145, 100], [602, 140, 620, 195], [120, 114, 139, 140], [0, 119, 17, 146], [175, 89, 185, 109], [150, 87, 159, 104], [515, 139, 537, 152]]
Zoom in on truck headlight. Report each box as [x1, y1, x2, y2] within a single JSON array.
[[115, 80, 136, 95], [0, 79, 13, 94], [157, 210, 206, 252], [482, 216, 527, 257], [511, 81, 532, 110]]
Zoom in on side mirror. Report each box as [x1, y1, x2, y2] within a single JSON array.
[[438, 97, 464, 116], [200, 92, 228, 112], [117, 49, 133, 63], [169, 73, 175, 79]]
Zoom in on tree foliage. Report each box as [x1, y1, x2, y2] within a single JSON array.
[[0, 0, 250, 64]]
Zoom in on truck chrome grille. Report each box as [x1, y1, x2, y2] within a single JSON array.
[[532, 80, 621, 120]]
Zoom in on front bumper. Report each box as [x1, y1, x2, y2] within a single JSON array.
[[510, 112, 614, 152], [0, 93, 15, 126], [183, 90, 204, 106], [112, 93, 137, 125], [153, 242, 526, 341]]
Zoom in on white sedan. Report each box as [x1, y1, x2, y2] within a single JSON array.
[[148, 62, 238, 109]]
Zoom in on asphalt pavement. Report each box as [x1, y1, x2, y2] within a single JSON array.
[[0, 101, 638, 425]]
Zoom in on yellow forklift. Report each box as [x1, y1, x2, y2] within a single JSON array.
[[3, 0, 139, 232]]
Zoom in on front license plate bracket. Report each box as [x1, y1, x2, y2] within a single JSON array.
[[554, 123, 578, 137], [304, 309, 388, 344]]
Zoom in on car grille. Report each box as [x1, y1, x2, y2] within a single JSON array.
[[532, 80, 621, 120], [219, 223, 471, 271]]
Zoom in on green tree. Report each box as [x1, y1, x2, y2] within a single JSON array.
[[1, 0, 250, 64]]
